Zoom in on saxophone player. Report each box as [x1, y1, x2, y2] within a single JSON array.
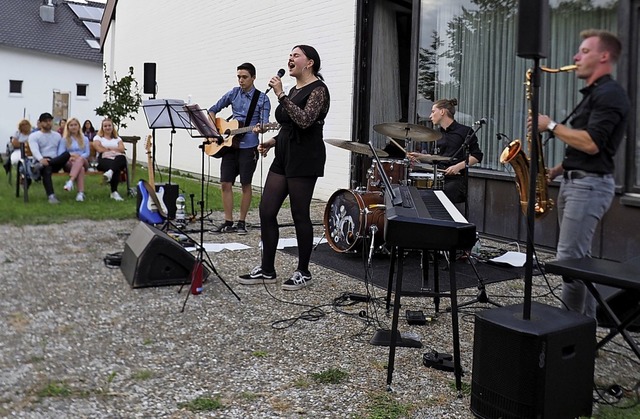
[[533, 29, 630, 317]]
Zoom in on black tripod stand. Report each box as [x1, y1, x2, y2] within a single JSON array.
[[177, 104, 241, 310], [452, 121, 500, 309]]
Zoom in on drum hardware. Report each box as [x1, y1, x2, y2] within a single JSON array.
[[367, 225, 379, 266], [373, 122, 442, 142]]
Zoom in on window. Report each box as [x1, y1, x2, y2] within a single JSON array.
[[76, 84, 88, 97], [418, 0, 618, 172], [9, 80, 22, 94]]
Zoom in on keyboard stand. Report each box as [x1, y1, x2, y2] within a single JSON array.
[[544, 257, 640, 362], [381, 246, 463, 393]]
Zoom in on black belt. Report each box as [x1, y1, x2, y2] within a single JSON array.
[[563, 170, 607, 180]]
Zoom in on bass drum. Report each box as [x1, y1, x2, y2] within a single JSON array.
[[324, 189, 386, 253]]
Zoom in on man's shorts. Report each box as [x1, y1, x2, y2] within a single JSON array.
[[220, 147, 258, 185]]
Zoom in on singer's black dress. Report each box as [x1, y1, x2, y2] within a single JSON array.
[[270, 80, 330, 177]]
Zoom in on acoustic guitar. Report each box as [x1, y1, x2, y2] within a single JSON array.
[[137, 135, 168, 225], [204, 118, 279, 158]]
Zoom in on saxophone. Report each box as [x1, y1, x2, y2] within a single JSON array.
[[500, 65, 576, 218]]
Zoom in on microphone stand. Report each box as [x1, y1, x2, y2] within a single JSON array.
[[451, 122, 501, 310]]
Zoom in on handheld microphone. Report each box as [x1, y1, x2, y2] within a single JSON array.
[[265, 69, 286, 94], [474, 117, 487, 126]]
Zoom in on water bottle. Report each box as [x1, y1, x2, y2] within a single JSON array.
[[175, 194, 186, 224]]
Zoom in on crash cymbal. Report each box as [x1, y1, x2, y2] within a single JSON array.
[[373, 123, 441, 142], [325, 138, 389, 157]]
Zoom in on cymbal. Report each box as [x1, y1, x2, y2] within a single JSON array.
[[325, 138, 389, 157], [416, 155, 451, 163], [373, 123, 441, 142]]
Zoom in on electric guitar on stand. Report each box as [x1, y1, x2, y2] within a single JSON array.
[[204, 118, 279, 158], [137, 135, 168, 225]]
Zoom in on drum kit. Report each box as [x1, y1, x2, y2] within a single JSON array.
[[324, 122, 446, 253]]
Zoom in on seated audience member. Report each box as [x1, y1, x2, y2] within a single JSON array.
[[4, 119, 32, 174], [57, 119, 67, 135], [83, 119, 97, 166], [58, 117, 90, 202], [28, 112, 70, 204], [93, 118, 128, 201]]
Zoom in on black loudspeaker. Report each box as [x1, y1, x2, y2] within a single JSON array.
[[120, 222, 194, 288], [143, 62, 157, 94], [596, 284, 640, 332], [470, 302, 595, 419], [517, 0, 550, 58]]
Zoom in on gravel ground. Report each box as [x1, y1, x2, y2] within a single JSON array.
[[1, 200, 639, 418]]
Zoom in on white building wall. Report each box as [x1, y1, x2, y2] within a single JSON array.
[[1, 46, 103, 148], [103, 0, 356, 200]]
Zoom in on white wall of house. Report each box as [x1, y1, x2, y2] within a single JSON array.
[[1, 46, 103, 149], [102, 0, 356, 200]]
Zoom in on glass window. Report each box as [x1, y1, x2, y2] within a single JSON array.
[[9, 80, 22, 94], [418, 0, 618, 171], [76, 84, 88, 97]]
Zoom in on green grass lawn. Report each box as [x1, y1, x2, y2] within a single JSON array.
[[0, 163, 258, 226]]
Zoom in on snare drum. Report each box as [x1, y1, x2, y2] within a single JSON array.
[[324, 189, 386, 252], [409, 172, 444, 190], [367, 158, 407, 191]]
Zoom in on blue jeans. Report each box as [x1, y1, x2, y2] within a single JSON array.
[[556, 174, 615, 317]]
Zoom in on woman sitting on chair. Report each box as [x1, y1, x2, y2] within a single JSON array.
[[4, 119, 32, 174], [93, 118, 128, 201], [58, 117, 90, 202]]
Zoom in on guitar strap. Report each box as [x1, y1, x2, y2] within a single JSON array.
[[244, 89, 261, 129]]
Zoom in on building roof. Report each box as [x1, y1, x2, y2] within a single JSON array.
[[0, 0, 104, 64]]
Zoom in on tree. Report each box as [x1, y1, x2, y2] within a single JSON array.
[[94, 65, 142, 131]]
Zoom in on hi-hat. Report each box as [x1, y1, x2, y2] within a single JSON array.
[[416, 155, 451, 163], [373, 122, 441, 142], [325, 138, 389, 157]]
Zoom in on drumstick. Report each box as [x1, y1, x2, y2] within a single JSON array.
[[388, 138, 406, 154]]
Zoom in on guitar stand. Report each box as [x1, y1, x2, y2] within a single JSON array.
[[178, 139, 241, 311]]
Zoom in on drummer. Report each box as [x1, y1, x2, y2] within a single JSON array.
[[407, 98, 483, 204]]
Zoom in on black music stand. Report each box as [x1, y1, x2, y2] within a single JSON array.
[[181, 103, 240, 308], [142, 99, 191, 185]]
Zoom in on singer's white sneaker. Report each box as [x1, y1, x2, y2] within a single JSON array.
[[282, 270, 312, 291]]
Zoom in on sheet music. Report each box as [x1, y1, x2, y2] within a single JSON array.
[[433, 190, 467, 223], [183, 104, 221, 138]]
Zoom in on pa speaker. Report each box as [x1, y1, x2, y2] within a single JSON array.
[[517, 0, 550, 58], [121, 222, 194, 288], [470, 302, 595, 419], [143, 62, 157, 94]]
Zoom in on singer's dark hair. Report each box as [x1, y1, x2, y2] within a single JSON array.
[[294, 44, 324, 81], [434, 98, 457, 118], [237, 62, 256, 77]]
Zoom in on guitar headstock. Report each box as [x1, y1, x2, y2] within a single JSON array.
[[145, 135, 152, 155]]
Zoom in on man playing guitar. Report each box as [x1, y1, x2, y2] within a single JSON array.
[[208, 62, 271, 235]]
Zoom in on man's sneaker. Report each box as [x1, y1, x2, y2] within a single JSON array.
[[103, 169, 113, 182], [76, 192, 85, 202], [236, 220, 248, 235], [282, 270, 312, 291], [48, 194, 60, 204], [238, 266, 277, 285], [214, 221, 236, 233], [110, 191, 123, 201], [64, 179, 74, 191]]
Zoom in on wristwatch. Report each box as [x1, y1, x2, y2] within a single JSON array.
[[547, 120, 558, 132]]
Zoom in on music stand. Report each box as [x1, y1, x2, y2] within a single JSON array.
[[142, 99, 192, 184], [181, 103, 240, 308]]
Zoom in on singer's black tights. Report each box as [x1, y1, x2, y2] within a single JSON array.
[[259, 171, 318, 275]]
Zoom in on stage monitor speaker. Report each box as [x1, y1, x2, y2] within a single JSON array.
[[121, 222, 194, 288], [517, 0, 550, 58], [470, 302, 595, 419], [596, 284, 640, 332], [143, 62, 157, 94]]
